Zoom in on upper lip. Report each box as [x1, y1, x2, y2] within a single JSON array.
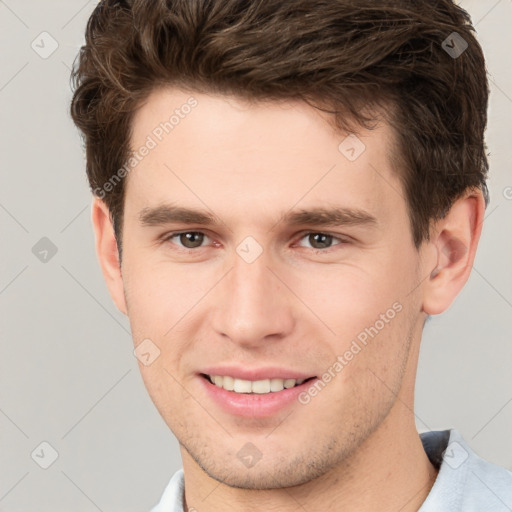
[[199, 366, 316, 381]]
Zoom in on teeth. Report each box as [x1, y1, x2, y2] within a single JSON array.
[[234, 378, 252, 393], [251, 379, 271, 394], [222, 375, 234, 391], [208, 375, 307, 394], [284, 378, 296, 389], [270, 378, 285, 392]]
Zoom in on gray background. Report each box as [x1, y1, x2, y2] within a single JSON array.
[[1, 0, 511, 510]]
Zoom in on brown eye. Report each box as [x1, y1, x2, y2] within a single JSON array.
[[166, 232, 208, 249], [307, 233, 334, 249], [179, 232, 204, 248], [297, 232, 343, 250]]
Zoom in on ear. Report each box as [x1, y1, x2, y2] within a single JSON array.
[[421, 189, 486, 315], [90, 198, 127, 315]]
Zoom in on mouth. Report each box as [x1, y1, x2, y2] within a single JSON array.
[[200, 373, 317, 394]]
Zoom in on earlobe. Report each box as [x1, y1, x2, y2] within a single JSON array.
[[90, 198, 128, 315], [422, 190, 485, 316]]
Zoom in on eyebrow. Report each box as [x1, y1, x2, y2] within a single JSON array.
[[278, 207, 377, 229], [139, 204, 218, 226], [138, 203, 378, 229]]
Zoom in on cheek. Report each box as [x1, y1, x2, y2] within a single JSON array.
[[137, 362, 193, 430], [122, 256, 211, 339], [292, 260, 407, 341]]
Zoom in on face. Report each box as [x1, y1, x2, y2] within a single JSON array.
[[116, 88, 431, 488]]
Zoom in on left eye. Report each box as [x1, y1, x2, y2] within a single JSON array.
[[296, 232, 344, 250], [166, 231, 210, 249]]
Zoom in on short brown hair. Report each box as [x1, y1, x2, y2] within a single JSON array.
[[70, 0, 489, 252]]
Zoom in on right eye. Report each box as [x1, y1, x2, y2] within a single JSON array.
[[163, 231, 212, 250]]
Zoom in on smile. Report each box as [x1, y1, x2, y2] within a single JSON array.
[[203, 374, 316, 394]]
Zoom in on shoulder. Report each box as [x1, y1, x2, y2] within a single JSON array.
[[463, 438, 512, 510], [420, 429, 512, 511]]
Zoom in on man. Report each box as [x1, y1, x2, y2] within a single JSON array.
[[70, 0, 512, 510]]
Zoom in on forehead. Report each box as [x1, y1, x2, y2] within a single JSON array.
[[125, 87, 403, 228]]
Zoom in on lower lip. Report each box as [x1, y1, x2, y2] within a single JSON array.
[[198, 375, 319, 418]]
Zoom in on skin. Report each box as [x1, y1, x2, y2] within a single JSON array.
[[92, 87, 485, 511]]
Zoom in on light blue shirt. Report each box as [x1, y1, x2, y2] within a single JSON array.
[[150, 429, 512, 511]]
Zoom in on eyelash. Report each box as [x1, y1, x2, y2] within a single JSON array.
[[161, 231, 349, 252]]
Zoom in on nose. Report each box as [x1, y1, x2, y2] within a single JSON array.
[[211, 249, 296, 349]]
